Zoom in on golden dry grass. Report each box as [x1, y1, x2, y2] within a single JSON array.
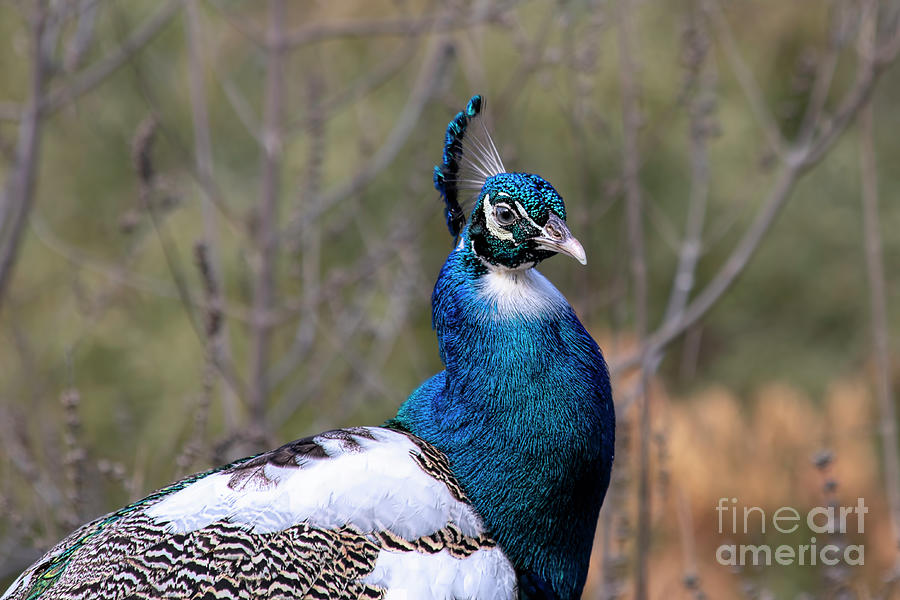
[[584, 338, 894, 598]]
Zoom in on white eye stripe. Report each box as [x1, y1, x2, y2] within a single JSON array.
[[514, 201, 542, 231], [482, 195, 515, 240]]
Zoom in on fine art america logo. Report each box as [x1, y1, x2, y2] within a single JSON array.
[[715, 498, 867, 567]]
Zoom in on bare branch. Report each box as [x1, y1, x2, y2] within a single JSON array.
[[795, 3, 844, 146], [40, 0, 184, 116], [130, 115, 249, 403], [185, 0, 239, 433], [217, 74, 263, 146], [642, 4, 716, 385], [285, 37, 420, 135], [0, 402, 64, 541], [281, 38, 454, 241], [615, 0, 651, 597], [269, 202, 434, 423], [703, 0, 786, 158], [801, 1, 900, 167], [614, 0, 900, 376], [613, 164, 799, 376], [60, 388, 87, 528], [174, 247, 219, 476], [27, 213, 252, 321], [273, 283, 383, 425], [859, 0, 900, 573], [496, 5, 557, 113], [600, 398, 633, 600], [247, 0, 286, 444], [269, 73, 327, 393], [280, 4, 515, 49], [0, 3, 50, 313], [675, 487, 706, 600], [63, 0, 100, 72]]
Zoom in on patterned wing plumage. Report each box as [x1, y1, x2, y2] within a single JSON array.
[[2, 427, 516, 600]]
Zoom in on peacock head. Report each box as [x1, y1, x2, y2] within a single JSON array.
[[434, 95, 586, 270], [466, 173, 585, 269]]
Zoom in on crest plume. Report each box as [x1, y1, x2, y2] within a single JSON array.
[[433, 95, 505, 238]]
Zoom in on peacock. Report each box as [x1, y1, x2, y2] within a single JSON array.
[[2, 95, 614, 600]]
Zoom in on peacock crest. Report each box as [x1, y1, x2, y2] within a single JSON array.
[[433, 95, 506, 239]]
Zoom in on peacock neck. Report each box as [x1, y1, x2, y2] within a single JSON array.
[[393, 242, 615, 599]]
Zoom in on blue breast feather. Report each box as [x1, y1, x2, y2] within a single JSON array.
[[394, 246, 615, 599]]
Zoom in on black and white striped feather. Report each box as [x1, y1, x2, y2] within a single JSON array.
[[2, 428, 516, 600]]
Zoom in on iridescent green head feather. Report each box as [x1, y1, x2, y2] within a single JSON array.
[[433, 96, 585, 270], [465, 172, 585, 269]]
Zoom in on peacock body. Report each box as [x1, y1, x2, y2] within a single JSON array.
[[2, 96, 614, 600]]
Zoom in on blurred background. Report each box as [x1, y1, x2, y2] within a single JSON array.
[[1, 0, 899, 598]]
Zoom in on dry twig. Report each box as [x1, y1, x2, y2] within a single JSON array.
[[614, 0, 652, 596], [0, 2, 50, 313], [858, 4, 900, 576]]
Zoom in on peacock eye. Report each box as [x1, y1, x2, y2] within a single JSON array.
[[494, 203, 517, 226]]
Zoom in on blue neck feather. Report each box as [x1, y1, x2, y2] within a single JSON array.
[[393, 231, 615, 599]]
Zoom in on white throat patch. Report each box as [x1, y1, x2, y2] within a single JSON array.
[[476, 267, 567, 318]]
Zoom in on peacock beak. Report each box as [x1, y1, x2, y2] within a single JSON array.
[[535, 214, 587, 265]]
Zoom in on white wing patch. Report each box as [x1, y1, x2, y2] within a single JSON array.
[[145, 428, 484, 541], [476, 267, 568, 318], [365, 547, 516, 600], [6, 427, 516, 600]]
